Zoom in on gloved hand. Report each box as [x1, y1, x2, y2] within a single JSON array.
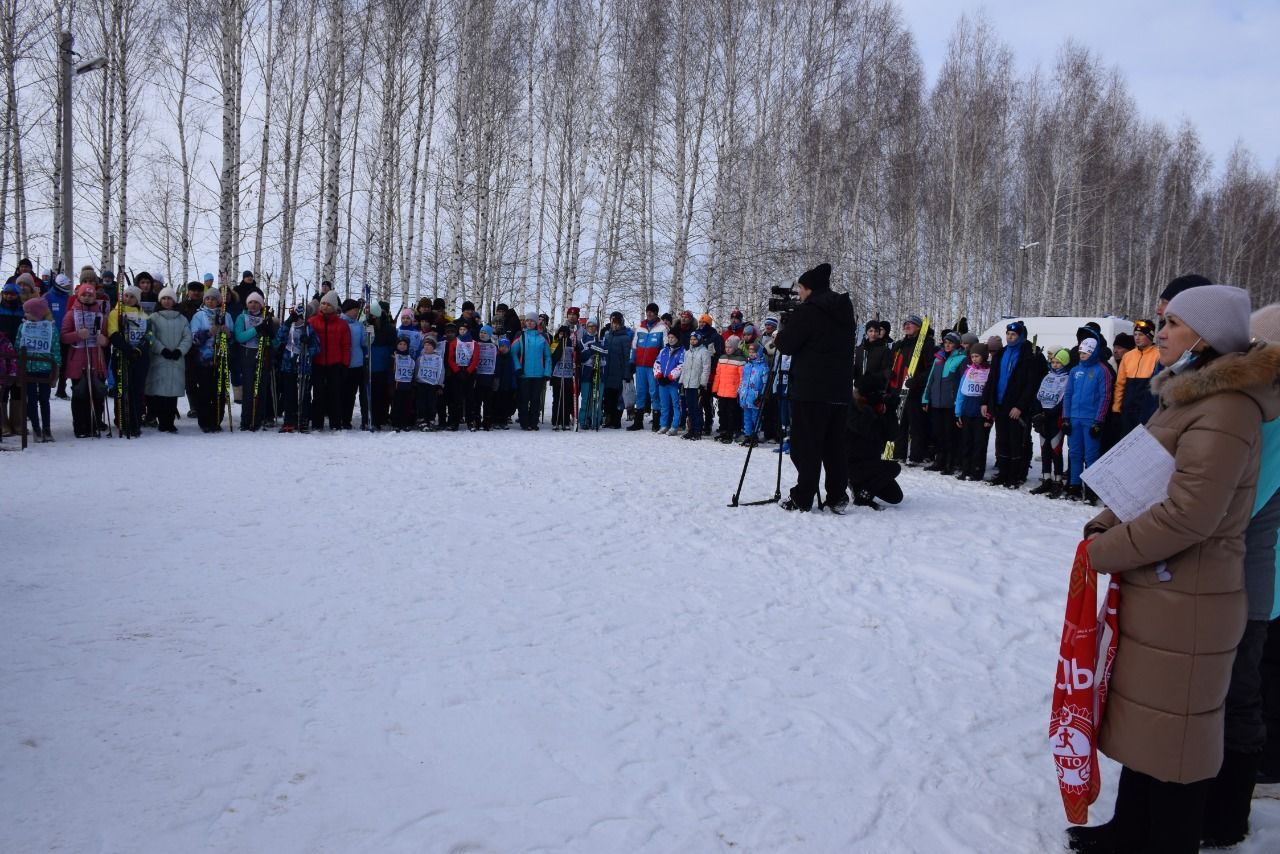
[[1089, 422, 1103, 438], [1030, 412, 1045, 431], [1060, 420, 1072, 436], [165, 349, 182, 361]]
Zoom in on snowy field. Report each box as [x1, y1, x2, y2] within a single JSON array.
[[3, 403, 1278, 853]]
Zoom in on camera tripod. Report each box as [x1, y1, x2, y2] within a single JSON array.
[[729, 349, 786, 507]]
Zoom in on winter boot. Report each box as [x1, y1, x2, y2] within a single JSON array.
[[1063, 484, 1083, 502], [1201, 750, 1258, 848], [1083, 486, 1100, 506], [627, 409, 646, 431], [1066, 766, 1150, 853], [1046, 476, 1064, 499], [1029, 478, 1055, 496], [853, 489, 883, 511], [651, 415, 660, 432]]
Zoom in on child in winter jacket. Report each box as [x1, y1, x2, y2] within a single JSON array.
[[549, 325, 577, 430], [62, 282, 109, 437], [391, 335, 417, 431], [713, 335, 746, 442], [922, 331, 967, 473], [234, 292, 275, 430], [16, 296, 61, 442], [953, 341, 991, 480], [737, 342, 769, 443], [1061, 330, 1112, 500], [274, 307, 319, 433], [1029, 348, 1071, 498], [397, 310, 423, 358], [652, 333, 685, 434], [442, 323, 477, 430], [414, 337, 444, 429], [144, 286, 191, 433], [679, 331, 712, 439]]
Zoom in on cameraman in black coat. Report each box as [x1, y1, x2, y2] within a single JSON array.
[[769, 263, 856, 512]]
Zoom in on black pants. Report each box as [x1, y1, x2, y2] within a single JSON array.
[[495, 388, 516, 424], [71, 373, 107, 435], [518, 377, 545, 427], [1225, 619, 1270, 754], [393, 383, 416, 430], [787, 400, 849, 510], [1039, 430, 1064, 477], [472, 380, 495, 427], [445, 373, 473, 427], [717, 397, 740, 437], [56, 343, 71, 395], [148, 395, 179, 431], [959, 416, 988, 478], [1102, 765, 1209, 854], [370, 370, 390, 427], [278, 371, 310, 427], [550, 376, 574, 427], [994, 411, 1029, 482], [310, 364, 345, 430], [114, 353, 148, 435], [415, 384, 438, 424], [192, 363, 226, 431], [342, 366, 367, 428], [928, 407, 958, 471], [1263, 617, 1280, 775], [895, 395, 929, 461], [239, 361, 275, 430], [849, 459, 903, 504], [602, 387, 623, 427], [700, 387, 715, 434]]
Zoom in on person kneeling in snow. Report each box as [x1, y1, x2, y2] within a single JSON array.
[[844, 373, 902, 510]]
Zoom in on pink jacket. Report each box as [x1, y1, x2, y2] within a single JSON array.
[[60, 301, 108, 380]]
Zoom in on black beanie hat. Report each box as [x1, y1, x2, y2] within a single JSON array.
[[865, 320, 878, 331], [461, 300, 475, 312], [1113, 332, 1135, 350], [1159, 273, 1212, 302], [798, 263, 832, 291], [877, 320, 891, 335], [341, 298, 359, 312]]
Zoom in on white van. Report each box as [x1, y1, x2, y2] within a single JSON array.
[[977, 316, 1134, 355]]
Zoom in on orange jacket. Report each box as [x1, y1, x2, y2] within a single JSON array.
[[1112, 346, 1160, 413], [713, 356, 744, 398]]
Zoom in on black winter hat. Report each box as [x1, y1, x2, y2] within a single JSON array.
[[1113, 332, 1135, 350], [877, 320, 891, 335], [798, 263, 832, 291], [461, 300, 475, 312], [865, 320, 879, 331], [341, 298, 359, 312], [1159, 273, 1212, 302]]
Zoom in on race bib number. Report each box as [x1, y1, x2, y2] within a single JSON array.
[[553, 351, 576, 378], [961, 367, 989, 398], [417, 352, 444, 385], [125, 316, 147, 346], [393, 353, 416, 383], [454, 339, 475, 367], [21, 321, 54, 356], [476, 342, 497, 374], [74, 308, 100, 335]]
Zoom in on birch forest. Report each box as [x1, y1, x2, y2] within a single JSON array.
[[2, 0, 1279, 326]]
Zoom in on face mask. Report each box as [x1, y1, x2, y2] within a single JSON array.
[[1168, 336, 1203, 375]]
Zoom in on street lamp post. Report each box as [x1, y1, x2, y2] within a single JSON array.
[[58, 32, 107, 278]]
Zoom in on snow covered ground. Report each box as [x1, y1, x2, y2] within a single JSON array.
[[3, 403, 1278, 853]]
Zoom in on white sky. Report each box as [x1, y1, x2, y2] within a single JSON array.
[[899, 0, 1280, 176]]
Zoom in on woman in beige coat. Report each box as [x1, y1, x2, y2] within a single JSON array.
[[1067, 285, 1280, 854]]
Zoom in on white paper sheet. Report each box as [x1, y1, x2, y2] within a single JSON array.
[[1081, 425, 1176, 522]]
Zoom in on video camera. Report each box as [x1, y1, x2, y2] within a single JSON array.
[[768, 284, 800, 316]]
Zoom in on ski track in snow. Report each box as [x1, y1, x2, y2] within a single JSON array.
[[3, 405, 1278, 853]]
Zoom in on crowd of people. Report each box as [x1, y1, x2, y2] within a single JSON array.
[[4, 256, 1280, 852]]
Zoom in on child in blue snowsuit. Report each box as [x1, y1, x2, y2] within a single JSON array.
[[652, 333, 685, 433], [1062, 330, 1112, 499], [738, 342, 769, 444]]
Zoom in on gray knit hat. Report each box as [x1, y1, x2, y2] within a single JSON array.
[[1250, 304, 1280, 344], [321, 290, 342, 310], [1165, 284, 1252, 354], [960, 332, 979, 346]]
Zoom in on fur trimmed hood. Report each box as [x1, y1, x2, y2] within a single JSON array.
[[1153, 341, 1280, 420]]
